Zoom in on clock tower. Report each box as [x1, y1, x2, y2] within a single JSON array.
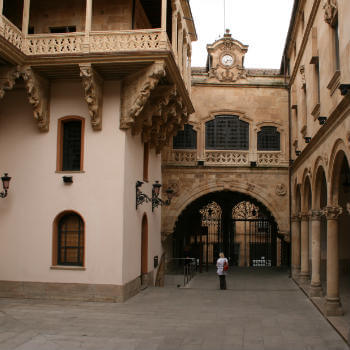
[[207, 29, 248, 82]]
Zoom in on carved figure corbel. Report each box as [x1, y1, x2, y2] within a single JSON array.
[[276, 183, 287, 196], [121, 62, 166, 130], [323, 0, 337, 25], [20, 65, 50, 132], [79, 64, 103, 130], [0, 66, 20, 99]]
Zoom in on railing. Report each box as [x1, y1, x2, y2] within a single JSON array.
[[165, 258, 197, 286], [205, 150, 249, 166], [166, 150, 197, 165], [257, 152, 281, 166], [2, 16, 24, 51]]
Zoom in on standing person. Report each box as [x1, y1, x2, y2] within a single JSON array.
[[216, 252, 228, 290]]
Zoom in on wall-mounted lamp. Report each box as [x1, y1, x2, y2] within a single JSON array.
[[318, 116, 327, 125], [1, 173, 11, 198], [62, 176, 73, 184], [136, 181, 151, 209], [295, 150, 301, 156], [152, 181, 174, 211], [304, 137, 311, 144], [339, 84, 350, 96]]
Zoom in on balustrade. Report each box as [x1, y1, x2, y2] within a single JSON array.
[[205, 151, 249, 166], [257, 152, 281, 166], [2, 16, 24, 51], [166, 150, 197, 165]]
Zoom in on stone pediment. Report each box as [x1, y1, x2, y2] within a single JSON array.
[[207, 30, 248, 83]]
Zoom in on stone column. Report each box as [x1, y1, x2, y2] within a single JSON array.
[[299, 212, 310, 283], [291, 215, 301, 278], [182, 41, 188, 83], [187, 51, 192, 93], [323, 206, 343, 316], [177, 26, 183, 74], [161, 0, 167, 31], [22, 0, 30, 35], [171, 2, 178, 58], [310, 210, 323, 297], [83, 0, 92, 53]]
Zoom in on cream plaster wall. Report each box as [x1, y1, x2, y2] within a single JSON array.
[[122, 130, 162, 284], [0, 80, 130, 286]]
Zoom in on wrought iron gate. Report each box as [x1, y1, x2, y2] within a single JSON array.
[[230, 219, 277, 267]]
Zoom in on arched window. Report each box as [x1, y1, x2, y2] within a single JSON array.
[[57, 117, 85, 171], [173, 124, 197, 149], [205, 115, 249, 150], [257, 126, 280, 151], [53, 212, 84, 266]]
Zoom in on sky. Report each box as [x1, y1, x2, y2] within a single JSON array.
[[189, 0, 294, 69]]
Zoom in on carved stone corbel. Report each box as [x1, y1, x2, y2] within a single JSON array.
[[79, 64, 103, 130], [20, 66, 50, 132], [323, 0, 337, 25], [0, 66, 20, 99], [121, 62, 166, 130]]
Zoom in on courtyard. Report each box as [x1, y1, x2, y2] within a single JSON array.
[[0, 268, 348, 350]]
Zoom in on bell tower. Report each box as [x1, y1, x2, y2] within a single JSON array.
[[207, 29, 249, 82]]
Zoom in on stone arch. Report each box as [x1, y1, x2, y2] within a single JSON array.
[[312, 158, 328, 210], [292, 179, 302, 215], [166, 181, 284, 235], [301, 169, 312, 212], [329, 139, 350, 205]]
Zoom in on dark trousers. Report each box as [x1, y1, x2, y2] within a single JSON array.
[[219, 275, 226, 290]]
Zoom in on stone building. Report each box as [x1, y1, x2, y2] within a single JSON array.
[[162, 30, 291, 269], [0, 0, 196, 301], [285, 0, 350, 317]]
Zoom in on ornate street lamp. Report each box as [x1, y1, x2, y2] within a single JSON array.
[[1, 173, 11, 198], [136, 181, 151, 209], [152, 181, 174, 211]]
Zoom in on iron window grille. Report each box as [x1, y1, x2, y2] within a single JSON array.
[[173, 124, 197, 149], [205, 115, 249, 150], [257, 126, 280, 151], [62, 120, 82, 171], [58, 213, 84, 266]]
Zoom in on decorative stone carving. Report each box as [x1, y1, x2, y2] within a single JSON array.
[[165, 182, 179, 197], [291, 214, 301, 222], [300, 212, 310, 221], [276, 183, 287, 196], [121, 62, 166, 130], [20, 66, 50, 132], [79, 64, 103, 130], [300, 65, 306, 90], [322, 206, 343, 220], [346, 203, 350, 215], [0, 66, 20, 99], [247, 183, 255, 192], [323, 0, 338, 25], [311, 210, 323, 221], [210, 65, 247, 83]]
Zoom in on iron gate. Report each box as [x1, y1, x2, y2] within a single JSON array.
[[230, 219, 277, 267]]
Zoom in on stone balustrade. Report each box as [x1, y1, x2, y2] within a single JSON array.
[[166, 150, 197, 165], [205, 151, 249, 166], [257, 152, 281, 166], [2, 16, 24, 51]]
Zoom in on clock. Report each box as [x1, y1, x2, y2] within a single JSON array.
[[221, 54, 234, 67]]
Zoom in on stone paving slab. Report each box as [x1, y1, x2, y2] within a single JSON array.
[[0, 268, 348, 350]]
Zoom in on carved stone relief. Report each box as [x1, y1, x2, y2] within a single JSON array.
[[209, 65, 247, 83], [79, 64, 103, 130], [276, 183, 287, 196], [20, 65, 50, 132], [300, 65, 306, 90], [323, 0, 338, 25], [0, 66, 20, 99]]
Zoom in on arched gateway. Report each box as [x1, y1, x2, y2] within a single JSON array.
[[169, 190, 289, 269]]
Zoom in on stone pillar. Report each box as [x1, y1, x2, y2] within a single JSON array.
[[177, 26, 183, 74], [85, 0, 93, 32], [182, 42, 188, 83], [187, 51, 192, 93], [291, 215, 301, 278], [171, 2, 178, 59], [323, 206, 343, 316], [22, 0, 30, 35], [299, 212, 310, 283], [161, 0, 167, 31], [310, 210, 323, 297]]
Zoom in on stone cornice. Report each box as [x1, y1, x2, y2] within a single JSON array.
[[191, 82, 288, 89]]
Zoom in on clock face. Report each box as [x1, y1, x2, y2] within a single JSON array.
[[221, 54, 234, 66]]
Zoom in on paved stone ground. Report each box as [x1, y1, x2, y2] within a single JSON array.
[[0, 268, 348, 350]]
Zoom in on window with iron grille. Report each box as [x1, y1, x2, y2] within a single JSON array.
[[205, 115, 249, 150], [57, 213, 84, 266], [173, 124, 197, 149], [257, 126, 280, 151], [61, 120, 82, 171]]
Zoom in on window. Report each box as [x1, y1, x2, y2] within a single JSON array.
[[173, 124, 197, 149], [205, 115, 249, 150], [53, 212, 84, 266], [257, 126, 280, 151], [143, 143, 149, 182], [50, 26, 76, 33], [57, 117, 84, 171]]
